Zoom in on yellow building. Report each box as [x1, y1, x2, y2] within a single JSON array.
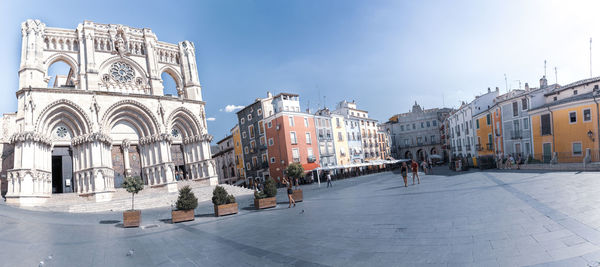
[[474, 110, 495, 156], [231, 124, 246, 179], [529, 78, 600, 163], [331, 114, 351, 165]]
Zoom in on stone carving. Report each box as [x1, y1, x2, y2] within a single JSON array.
[[34, 99, 93, 134], [71, 132, 112, 147], [101, 99, 161, 134], [90, 94, 101, 126], [121, 139, 131, 150], [157, 100, 165, 126], [139, 133, 173, 145], [21, 19, 46, 36], [9, 131, 52, 146], [113, 26, 129, 58], [183, 133, 213, 144], [109, 62, 135, 83]]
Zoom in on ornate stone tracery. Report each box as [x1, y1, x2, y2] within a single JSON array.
[[6, 20, 215, 206]]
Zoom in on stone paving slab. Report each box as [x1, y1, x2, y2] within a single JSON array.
[[3, 169, 600, 266]]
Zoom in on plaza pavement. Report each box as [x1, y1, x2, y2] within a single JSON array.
[[3, 168, 600, 266]]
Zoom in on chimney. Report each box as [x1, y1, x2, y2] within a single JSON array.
[[540, 75, 548, 88], [524, 82, 529, 91], [267, 91, 273, 98], [487, 87, 491, 93], [495, 87, 499, 92]]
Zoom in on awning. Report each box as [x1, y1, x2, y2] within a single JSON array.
[[302, 162, 320, 172]]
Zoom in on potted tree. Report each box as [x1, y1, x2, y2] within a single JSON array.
[[122, 176, 144, 228], [171, 185, 198, 223], [254, 178, 277, 209], [285, 163, 304, 202], [212, 186, 238, 216]]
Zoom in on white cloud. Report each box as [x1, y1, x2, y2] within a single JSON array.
[[206, 117, 216, 121], [222, 105, 244, 113]]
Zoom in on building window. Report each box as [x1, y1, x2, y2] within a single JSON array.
[[252, 157, 257, 167], [400, 125, 404, 131], [541, 114, 552, 135], [270, 157, 275, 163], [553, 96, 557, 101], [433, 120, 437, 126], [258, 122, 264, 135], [242, 131, 246, 138], [260, 136, 265, 145], [304, 117, 309, 127], [412, 123, 416, 129], [244, 146, 249, 154], [336, 118, 341, 127], [476, 119, 480, 129], [584, 109, 592, 122], [250, 140, 256, 149], [569, 111, 577, 124], [292, 148, 300, 162], [248, 114, 253, 120], [289, 116, 295, 126], [421, 122, 424, 128], [267, 121, 272, 128], [486, 114, 491, 125], [512, 102, 518, 117], [241, 118, 245, 124], [268, 138, 274, 146], [307, 147, 314, 158], [574, 90, 578, 95], [249, 125, 255, 138], [522, 98, 528, 110], [246, 163, 251, 170], [290, 132, 297, 144], [572, 142, 583, 156], [523, 118, 529, 130], [262, 153, 267, 163], [257, 108, 262, 116], [306, 132, 312, 144], [338, 132, 343, 141]]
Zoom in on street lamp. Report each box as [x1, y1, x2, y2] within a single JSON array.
[[588, 130, 595, 142]]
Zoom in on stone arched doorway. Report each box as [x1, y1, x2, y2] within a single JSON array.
[[404, 151, 412, 160]]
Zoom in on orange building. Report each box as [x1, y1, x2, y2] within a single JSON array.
[[474, 110, 495, 155], [265, 112, 320, 182], [529, 78, 600, 163], [491, 105, 504, 156]]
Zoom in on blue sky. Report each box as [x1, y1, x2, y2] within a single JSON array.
[[2, 0, 600, 142]]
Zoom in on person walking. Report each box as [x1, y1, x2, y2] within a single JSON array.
[[411, 160, 420, 185], [326, 172, 333, 188], [421, 160, 428, 175], [400, 162, 408, 187], [283, 178, 295, 208]]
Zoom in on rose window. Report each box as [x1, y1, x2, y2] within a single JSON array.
[[171, 128, 180, 138], [56, 126, 68, 138], [109, 62, 135, 83]]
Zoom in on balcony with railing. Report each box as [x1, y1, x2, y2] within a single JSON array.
[[476, 144, 482, 151], [307, 156, 316, 163], [510, 130, 522, 140], [486, 143, 493, 151]]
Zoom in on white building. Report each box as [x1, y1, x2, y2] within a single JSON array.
[[447, 88, 498, 159], [333, 100, 380, 161], [1, 20, 216, 206]]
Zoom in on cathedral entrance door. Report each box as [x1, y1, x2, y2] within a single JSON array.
[[51, 147, 73, 193]]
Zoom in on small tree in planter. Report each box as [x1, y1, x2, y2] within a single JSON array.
[[285, 163, 304, 202], [172, 185, 197, 223], [122, 176, 144, 228], [212, 185, 238, 216], [254, 178, 277, 209]]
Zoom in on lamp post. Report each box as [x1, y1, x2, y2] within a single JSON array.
[[588, 130, 595, 142]]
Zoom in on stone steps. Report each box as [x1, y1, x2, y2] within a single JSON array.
[[25, 181, 254, 213]]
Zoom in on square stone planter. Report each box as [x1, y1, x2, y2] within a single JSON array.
[[292, 189, 303, 202], [214, 203, 238, 217], [171, 209, 195, 223], [123, 210, 141, 228], [254, 197, 276, 209]]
